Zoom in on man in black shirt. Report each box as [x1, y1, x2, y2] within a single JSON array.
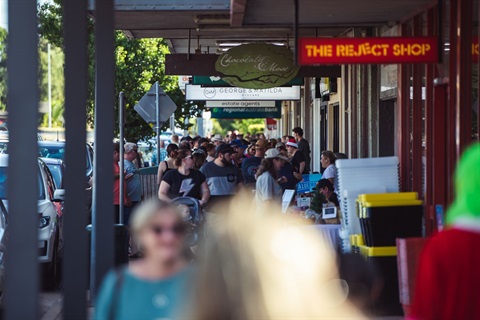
[[293, 127, 311, 173]]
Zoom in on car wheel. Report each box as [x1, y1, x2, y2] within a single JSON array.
[[42, 240, 61, 291]]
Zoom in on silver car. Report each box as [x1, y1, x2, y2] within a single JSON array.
[[0, 154, 64, 290]]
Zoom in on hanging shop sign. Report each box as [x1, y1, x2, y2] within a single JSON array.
[[298, 37, 438, 65], [215, 43, 300, 89], [266, 118, 277, 130], [193, 75, 304, 87], [210, 106, 281, 119], [206, 100, 276, 108], [185, 85, 301, 101]]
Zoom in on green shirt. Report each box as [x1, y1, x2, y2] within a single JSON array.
[[94, 265, 194, 320]]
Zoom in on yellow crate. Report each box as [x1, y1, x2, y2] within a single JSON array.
[[358, 245, 397, 257]]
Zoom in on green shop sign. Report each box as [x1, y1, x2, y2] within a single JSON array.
[[210, 106, 281, 119], [215, 43, 300, 89], [193, 75, 304, 87]]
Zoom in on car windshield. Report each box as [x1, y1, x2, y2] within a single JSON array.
[[38, 144, 92, 175], [0, 167, 45, 200], [46, 164, 62, 188]]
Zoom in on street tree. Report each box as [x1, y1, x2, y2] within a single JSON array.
[[38, 0, 204, 142]]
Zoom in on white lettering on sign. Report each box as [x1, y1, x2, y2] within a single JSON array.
[[220, 54, 290, 72], [206, 101, 276, 108]]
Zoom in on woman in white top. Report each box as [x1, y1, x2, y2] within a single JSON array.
[[255, 149, 289, 213], [320, 150, 337, 185]]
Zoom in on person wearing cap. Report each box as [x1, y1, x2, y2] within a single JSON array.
[[230, 140, 246, 168], [200, 144, 243, 213], [293, 127, 311, 173], [276, 142, 297, 191], [286, 138, 306, 180], [211, 134, 224, 147], [242, 138, 269, 190], [411, 143, 480, 320], [316, 179, 339, 207], [254, 148, 289, 213]]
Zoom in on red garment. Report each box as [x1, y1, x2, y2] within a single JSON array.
[[410, 228, 480, 320], [113, 162, 127, 205]]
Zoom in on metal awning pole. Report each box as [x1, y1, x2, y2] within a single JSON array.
[[119, 92, 125, 225], [155, 82, 161, 164], [5, 0, 39, 318]]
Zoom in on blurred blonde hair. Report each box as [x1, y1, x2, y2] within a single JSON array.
[[130, 199, 183, 243], [191, 195, 364, 319]]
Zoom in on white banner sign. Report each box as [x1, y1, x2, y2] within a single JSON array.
[[185, 85, 301, 101], [206, 100, 276, 108]]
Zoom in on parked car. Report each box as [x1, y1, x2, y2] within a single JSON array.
[[37, 141, 94, 180], [41, 158, 65, 189], [0, 155, 65, 290]]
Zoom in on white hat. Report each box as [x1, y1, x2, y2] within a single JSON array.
[[265, 148, 290, 162], [211, 134, 223, 142], [286, 141, 298, 148]]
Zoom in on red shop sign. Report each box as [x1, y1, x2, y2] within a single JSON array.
[[298, 37, 438, 65]]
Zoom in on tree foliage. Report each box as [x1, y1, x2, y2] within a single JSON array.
[[212, 118, 265, 136], [0, 27, 7, 111], [38, 0, 204, 142]]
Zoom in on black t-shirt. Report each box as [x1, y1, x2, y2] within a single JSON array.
[[298, 139, 311, 173], [241, 156, 262, 186], [162, 169, 206, 200], [291, 151, 306, 174]]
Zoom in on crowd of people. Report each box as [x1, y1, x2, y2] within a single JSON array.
[[101, 128, 480, 320]]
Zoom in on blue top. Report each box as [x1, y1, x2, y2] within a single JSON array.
[[123, 159, 142, 202], [94, 265, 194, 320]]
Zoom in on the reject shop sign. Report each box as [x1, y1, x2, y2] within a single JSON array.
[[298, 37, 438, 65]]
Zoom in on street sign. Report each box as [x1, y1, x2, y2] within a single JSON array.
[[206, 100, 276, 108], [298, 37, 438, 65], [134, 83, 177, 124], [193, 76, 304, 87], [210, 106, 281, 119], [185, 85, 301, 101]]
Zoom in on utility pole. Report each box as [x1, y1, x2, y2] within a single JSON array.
[[48, 43, 52, 128]]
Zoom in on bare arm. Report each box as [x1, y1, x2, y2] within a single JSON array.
[[200, 181, 210, 206], [158, 180, 172, 202], [298, 161, 305, 175], [328, 177, 334, 184], [157, 161, 166, 185]]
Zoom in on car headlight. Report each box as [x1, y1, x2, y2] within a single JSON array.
[[38, 216, 51, 229]]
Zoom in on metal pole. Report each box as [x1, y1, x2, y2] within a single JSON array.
[[155, 82, 162, 165], [293, 0, 299, 65], [119, 92, 125, 225], [63, 0, 88, 317], [5, 0, 39, 319], [48, 43, 52, 128], [91, 0, 115, 301]]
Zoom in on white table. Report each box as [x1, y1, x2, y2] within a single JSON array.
[[306, 224, 341, 250]]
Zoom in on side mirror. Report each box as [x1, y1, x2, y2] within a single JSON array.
[[53, 189, 66, 202]]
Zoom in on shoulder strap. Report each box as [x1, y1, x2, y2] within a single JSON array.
[[109, 267, 125, 320]]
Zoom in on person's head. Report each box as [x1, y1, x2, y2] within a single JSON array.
[[212, 134, 223, 146], [276, 142, 287, 156], [281, 135, 289, 143], [321, 151, 337, 169], [113, 142, 120, 162], [124, 142, 138, 161], [205, 143, 216, 156], [173, 148, 193, 169], [166, 143, 179, 158], [171, 134, 179, 143], [254, 139, 269, 157], [256, 149, 289, 179], [215, 144, 234, 167], [292, 127, 304, 139], [179, 141, 191, 150], [258, 133, 266, 139], [192, 149, 207, 170], [286, 138, 298, 155], [335, 153, 348, 160], [269, 138, 278, 149], [190, 196, 357, 320], [447, 143, 480, 225], [316, 179, 334, 198], [130, 199, 187, 263]]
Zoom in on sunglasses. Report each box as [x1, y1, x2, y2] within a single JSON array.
[[150, 224, 186, 236]]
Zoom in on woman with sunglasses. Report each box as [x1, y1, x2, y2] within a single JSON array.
[[95, 200, 193, 320], [158, 148, 210, 207]]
